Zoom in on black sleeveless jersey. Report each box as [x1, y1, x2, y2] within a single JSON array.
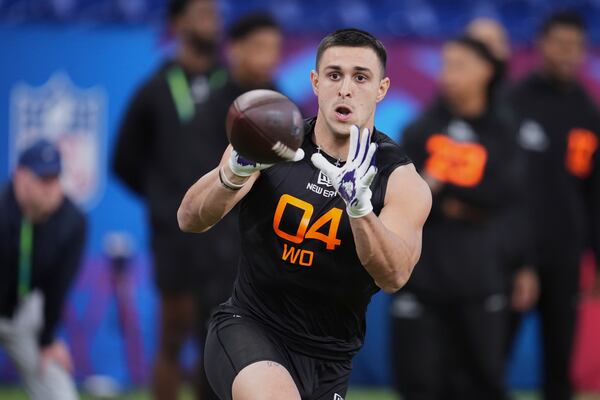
[[227, 118, 411, 360]]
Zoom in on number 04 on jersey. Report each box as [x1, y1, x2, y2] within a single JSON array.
[[272, 194, 343, 267]]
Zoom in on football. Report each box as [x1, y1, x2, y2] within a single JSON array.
[[226, 89, 304, 163]]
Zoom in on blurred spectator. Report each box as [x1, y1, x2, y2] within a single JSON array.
[[208, 11, 283, 133], [112, 2, 284, 399], [466, 18, 511, 65], [392, 36, 524, 400], [225, 12, 282, 90], [508, 10, 600, 400], [112, 0, 232, 398], [466, 18, 541, 323], [0, 139, 86, 400]]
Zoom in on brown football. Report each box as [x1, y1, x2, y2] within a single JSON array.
[[226, 89, 304, 163]]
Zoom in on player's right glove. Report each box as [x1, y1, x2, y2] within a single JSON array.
[[228, 148, 305, 177], [311, 125, 378, 218]]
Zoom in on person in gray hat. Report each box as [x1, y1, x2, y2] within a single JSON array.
[[0, 139, 86, 399]]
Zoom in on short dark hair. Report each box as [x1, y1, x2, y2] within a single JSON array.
[[539, 10, 586, 36], [316, 28, 387, 74], [227, 12, 280, 41]]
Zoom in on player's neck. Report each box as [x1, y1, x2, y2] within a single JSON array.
[[313, 115, 351, 162], [177, 46, 215, 74]]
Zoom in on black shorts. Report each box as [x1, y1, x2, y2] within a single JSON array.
[[204, 306, 352, 400]]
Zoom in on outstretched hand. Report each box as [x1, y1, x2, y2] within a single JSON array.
[[311, 125, 378, 218], [229, 148, 305, 177]]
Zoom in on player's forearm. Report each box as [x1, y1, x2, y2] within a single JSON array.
[[177, 166, 250, 233], [350, 213, 420, 293]]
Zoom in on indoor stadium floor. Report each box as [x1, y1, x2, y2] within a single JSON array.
[[1, 388, 599, 399]]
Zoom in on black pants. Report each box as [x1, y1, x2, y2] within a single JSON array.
[[509, 253, 580, 400], [391, 292, 509, 400], [204, 306, 352, 400]]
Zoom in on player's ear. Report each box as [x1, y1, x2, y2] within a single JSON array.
[[376, 76, 390, 103], [310, 70, 319, 96]]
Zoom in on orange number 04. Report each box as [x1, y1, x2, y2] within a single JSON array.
[[272, 194, 342, 250]]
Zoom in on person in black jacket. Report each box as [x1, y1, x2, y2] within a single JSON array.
[[466, 18, 541, 338], [112, 2, 283, 399], [391, 36, 524, 400], [112, 0, 228, 398], [0, 139, 86, 400], [508, 11, 600, 400], [209, 12, 283, 156]]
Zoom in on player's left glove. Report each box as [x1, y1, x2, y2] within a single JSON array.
[[311, 125, 378, 218]]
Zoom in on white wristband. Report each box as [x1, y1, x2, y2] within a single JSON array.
[[219, 167, 245, 190]]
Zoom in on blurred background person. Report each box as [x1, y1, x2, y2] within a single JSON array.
[[391, 36, 524, 400], [466, 18, 511, 74], [208, 12, 283, 151], [0, 139, 86, 400], [112, 0, 233, 398], [466, 18, 541, 335], [508, 10, 600, 400], [112, 0, 284, 398]]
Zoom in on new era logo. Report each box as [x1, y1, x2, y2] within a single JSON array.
[[318, 171, 332, 187], [333, 394, 344, 400]]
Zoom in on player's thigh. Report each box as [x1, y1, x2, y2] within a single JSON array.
[[232, 360, 300, 400], [204, 311, 297, 400]]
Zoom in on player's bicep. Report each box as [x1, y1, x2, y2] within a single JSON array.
[[378, 164, 432, 259]]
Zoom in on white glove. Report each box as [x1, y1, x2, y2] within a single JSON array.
[[311, 125, 378, 218], [228, 148, 305, 177]]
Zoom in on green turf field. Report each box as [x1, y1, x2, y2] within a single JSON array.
[[1, 387, 599, 400]]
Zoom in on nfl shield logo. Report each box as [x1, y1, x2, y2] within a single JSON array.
[[10, 72, 106, 209]]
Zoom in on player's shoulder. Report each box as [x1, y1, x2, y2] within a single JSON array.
[[372, 129, 412, 172]]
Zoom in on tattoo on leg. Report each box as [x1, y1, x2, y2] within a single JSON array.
[[266, 361, 282, 368]]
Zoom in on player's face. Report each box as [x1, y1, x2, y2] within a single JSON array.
[[440, 42, 492, 103], [311, 46, 390, 136], [539, 25, 586, 82], [14, 168, 63, 222], [230, 28, 283, 86]]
